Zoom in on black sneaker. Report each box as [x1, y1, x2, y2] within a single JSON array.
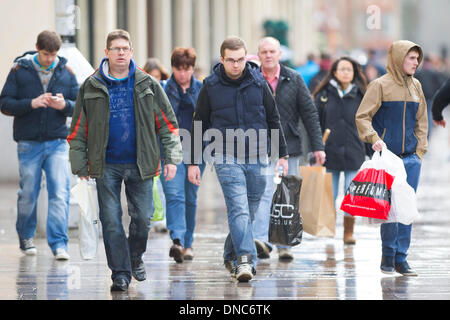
[[380, 256, 395, 274], [131, 260, 147, 281], [110, 277, 129, 292], [395, 261, 418, 276], [20, 238, 37, 256], [254, 239, 271, 259]]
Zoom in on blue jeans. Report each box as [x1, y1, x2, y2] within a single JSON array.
[[96, 164, 154, 282], [380, 154, 422, 263], [16, 139, 70, 252], [215, 155, 269, 267], [327, 169, 359, 217], [160, 161, 205, 248], [253, 156, 300, 250]]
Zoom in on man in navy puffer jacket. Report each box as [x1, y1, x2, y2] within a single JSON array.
[[0, 30, 78, 260], [188, 37, 288, 282]]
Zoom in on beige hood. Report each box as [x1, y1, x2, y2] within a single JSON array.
[[386, 40, 423, 86]]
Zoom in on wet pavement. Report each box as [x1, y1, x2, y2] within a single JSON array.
[[1, 110, 450, 301]]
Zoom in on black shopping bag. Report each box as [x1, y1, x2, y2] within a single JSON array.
[[269, 175, 303, 246]]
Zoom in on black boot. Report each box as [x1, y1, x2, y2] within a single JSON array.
[[111, 277, 129, 292], [131, 259, 147, 281]]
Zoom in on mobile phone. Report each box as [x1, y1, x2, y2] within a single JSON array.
[[51, 96, 60, 100]]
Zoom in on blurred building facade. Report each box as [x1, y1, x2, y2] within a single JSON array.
[[0, 0, 319, 181], [0, 0, 449, 181]]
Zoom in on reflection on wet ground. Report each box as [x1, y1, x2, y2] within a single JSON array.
[[1, 112, 450, 300]]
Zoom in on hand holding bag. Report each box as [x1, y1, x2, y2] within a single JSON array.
[[360, 150, 420, 225], [340, 148, 403, 220]]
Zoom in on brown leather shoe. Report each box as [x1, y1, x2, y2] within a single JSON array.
[[183, 248, 194, 260], [343, 216, 356, 245], [169, 242, 184, 263]]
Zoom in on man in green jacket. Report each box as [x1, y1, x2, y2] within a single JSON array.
[[68, 30, 182, 291]]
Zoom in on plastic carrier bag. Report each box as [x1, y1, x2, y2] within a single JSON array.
[[71, 179, 100, 260], [341, 147, 419, 225], [151, 175, 165, 222], [269, 175, 303, 246]]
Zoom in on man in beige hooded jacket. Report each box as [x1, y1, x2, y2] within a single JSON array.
[[356, 40, 428, 277]]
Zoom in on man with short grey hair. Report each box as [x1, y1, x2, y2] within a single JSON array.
[[254, 36, 325, 261]]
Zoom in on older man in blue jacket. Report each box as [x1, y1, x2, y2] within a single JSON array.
[[0, 30, 78, 260]]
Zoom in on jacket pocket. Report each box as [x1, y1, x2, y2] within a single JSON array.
[[84, 92, 105, 100], [137, 87, 154, 99]]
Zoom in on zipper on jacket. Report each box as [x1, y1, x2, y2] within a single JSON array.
[[402, 101, 406, 154], [401, 76, 411, 155]]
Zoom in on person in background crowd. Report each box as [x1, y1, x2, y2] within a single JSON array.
[[364, 49, 386, 77], [188, 36, 288, 282], [143, 57, 170, 86], [309, 52, 333, 93], [364, 63, 381, 83], [254, 37, 325, 261], [143, 57, 170, 233], [415, 55, 448, 136], [0, 30, 78, 260], [161, 47, 205, 263], [312, 56, 368, 244], [68, 29, 182, 291], [356, 40, 428, 277], [295, 53, 319, 87], [432, 77, 450, 128]]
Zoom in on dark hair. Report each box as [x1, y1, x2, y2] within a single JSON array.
[[408, 46, 421, 55], [220, 36, 247, 57], [171, 47, 197, 69], [143, 58, 170, 80], [36, 30, 62, 52], [407, 46, 423, 63], [312, 56, 367, 98], [106, 29, 132, 49]]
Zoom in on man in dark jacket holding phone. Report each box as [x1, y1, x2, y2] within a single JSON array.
[[0, 30, 78, 260]]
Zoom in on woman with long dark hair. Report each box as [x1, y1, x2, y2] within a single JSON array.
[[312, 56, 368, 245]]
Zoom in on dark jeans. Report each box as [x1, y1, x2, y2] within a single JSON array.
[[96, 164, 154, 282]]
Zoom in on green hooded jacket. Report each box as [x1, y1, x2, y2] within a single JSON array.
[[67, 67, 182, 179]]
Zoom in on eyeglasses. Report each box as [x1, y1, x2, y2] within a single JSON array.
[[109, 46, 131, 53], [224, 57, 246, 65], [337, 67, 353, 73]]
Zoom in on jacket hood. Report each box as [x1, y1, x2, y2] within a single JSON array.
[[97, 57, 136, 86], [387, 40, 423, 85], [14, 50, 67, 69]]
